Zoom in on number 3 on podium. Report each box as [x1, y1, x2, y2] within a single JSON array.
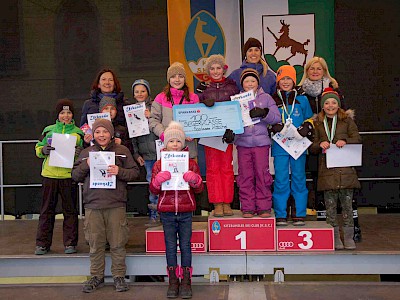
[[298, 230, 314, 249]]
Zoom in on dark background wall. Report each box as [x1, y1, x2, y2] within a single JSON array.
[[0, 0, 399, 216]]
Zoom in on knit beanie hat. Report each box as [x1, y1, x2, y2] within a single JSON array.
[[164, 121, 186, 147], [321, 87, 341, 108], [167, 62, 186, 82], [243, 37, 262, 58], [55, 99, 74, 117], [92, 118, 114, 138], [204, 54, 227, 75], [276, 65, 296, 84], [132, 79, 151, 95], [240, 68, 260, 86], [99, 96, 117, 112]]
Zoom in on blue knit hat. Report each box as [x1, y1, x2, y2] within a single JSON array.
[[132, 79, 151, 95]]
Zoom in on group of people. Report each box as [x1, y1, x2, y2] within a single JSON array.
[[33, 37, 361, 297]]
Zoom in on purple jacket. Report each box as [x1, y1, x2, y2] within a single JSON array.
[[234, 88, 280, 148], [199, 77, 239, 102]]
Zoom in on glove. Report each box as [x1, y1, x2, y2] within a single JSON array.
[[183, 171, 202, 187], [270, 123, 284, 134], [75, 146, 83, 157], [196, 81, 208, 94], [153, 171, 171, 188], [295, 121, 314, 140], [222, 129, 235, 144], [41, 145, 55, 155], [249, 107, 269, 119], [201, 98, 215, 107]]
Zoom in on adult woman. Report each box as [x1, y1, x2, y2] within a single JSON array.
[[228, 37, 276, 95]]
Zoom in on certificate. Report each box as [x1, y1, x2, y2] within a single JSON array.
[[161, 151, 189, 191], [89, 151, 116, 189], [87, 112, 111, 129], [48, 133, 77, 169], [199, 136, 228, 152], [272, 124, 312, 160], [172, 102, 244, 138], [123, 103, 150, 138], [230, 90, 260, 127], [326, 144, 362, 168], [155, 139, 165, 160]]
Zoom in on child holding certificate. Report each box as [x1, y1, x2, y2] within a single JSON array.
[[227, 69, 280, 218], [310, 88, 361, 250], [149, 62, 199, 159], [198, 54, 239, 217], [34, 99, 83, 255], [149, 121, 204, 299], [270, 65, 313, 226], [72, 119, 139, 293], [131, 79, 160, 227]]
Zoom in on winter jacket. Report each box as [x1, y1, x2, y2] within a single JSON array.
[[149, 157, 203, 213], [80, 90, 129, 127], [198, 77, 239, 103], [234, 88, 281, 147], [35, 120, 84, 179], [271, 90, 314, 156], [149, 88, 199, 158], [228, 60, 276, 95], [131, 96, 158, 161], [72, 140, 140, 209], [310, 111, 361, 191]]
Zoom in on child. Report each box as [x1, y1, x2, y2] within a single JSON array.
[[310, 88, 361, 250], [225, 68, 280, 218], [198, 54, 239, 217], [72, 119, 139, 293], [270, 65, 313, 226], [34, 99, 83, 255], [149, 62, 199, 159], [131, 79, 160, 226], [149, 121, 204, 299]]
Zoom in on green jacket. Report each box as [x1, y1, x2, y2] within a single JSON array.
[[35, 120, 84, 179]]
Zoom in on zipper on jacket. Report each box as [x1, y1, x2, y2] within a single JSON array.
[[175, 190, 179, 215], [158, 191, 166, 207], [188, 191, 195, 208]]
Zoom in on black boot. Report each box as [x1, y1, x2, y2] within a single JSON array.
[[167, 266, 180, 298], [180, 266, 193, 299]]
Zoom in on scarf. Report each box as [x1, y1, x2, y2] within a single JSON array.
[[301, 77, 331, 97]]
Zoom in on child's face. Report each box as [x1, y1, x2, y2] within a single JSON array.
[[98, 72, 115, 94], [307, 62, 324, 81], [134, 84, 149, 102], [209, 63, 224, 81], [94, 126, 112, 147], [246, 47, 261, 64], [169, 74, 185, 89], [58, 109, 73, 124], [166, 138, 183, 151], [323, 98, 339, 118], [101, 105, 117, 120], [242, 76, 259, 93], [278, 76, 294, 92]]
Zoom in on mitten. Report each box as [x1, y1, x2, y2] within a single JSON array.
[[75, 146, 83, 157], [222, 129, 235, 144], [153, 171, 171, 188], [195, 81, 208, 94], [183, 171, 202, 187], [42, 145, 55, 155], [160, 132, 165, 142], [295, 121, 314, 140], [269, 123, 284, 134], [249, 107, 269, 119], [201, 98, 215, 107]]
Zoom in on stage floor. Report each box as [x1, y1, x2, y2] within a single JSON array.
[[1, 213, 399, 256]]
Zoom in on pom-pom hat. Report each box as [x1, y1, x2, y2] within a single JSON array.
[[167, 62, 186, 82], [321, 87, 341, 108], [164, 121, 186, 147]]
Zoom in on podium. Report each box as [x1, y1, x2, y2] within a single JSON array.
[[276, 221, 334, 251], [146, 222, 208, 253], [208, 210, 276, 251]]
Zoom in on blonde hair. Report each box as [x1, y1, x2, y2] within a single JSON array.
[[299, 56, 338, 89]]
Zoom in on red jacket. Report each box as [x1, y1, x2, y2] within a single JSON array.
[[150, 159, 204, 213]]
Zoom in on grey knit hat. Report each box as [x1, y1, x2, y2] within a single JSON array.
[[92, 118, 114, 138], [204, 54, 227, 75], [99, 96, 116, 112], [132, 79, 151, 95], [164, 121, 185, 147], [167, 62, 186, 82]]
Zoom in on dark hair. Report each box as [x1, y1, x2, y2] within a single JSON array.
[[162, 83, 190, 104], [91, 68, 122, 93]]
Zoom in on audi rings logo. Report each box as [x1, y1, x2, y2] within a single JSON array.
[[278, 241, 294, 249], [191, 242, 205, 250]]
